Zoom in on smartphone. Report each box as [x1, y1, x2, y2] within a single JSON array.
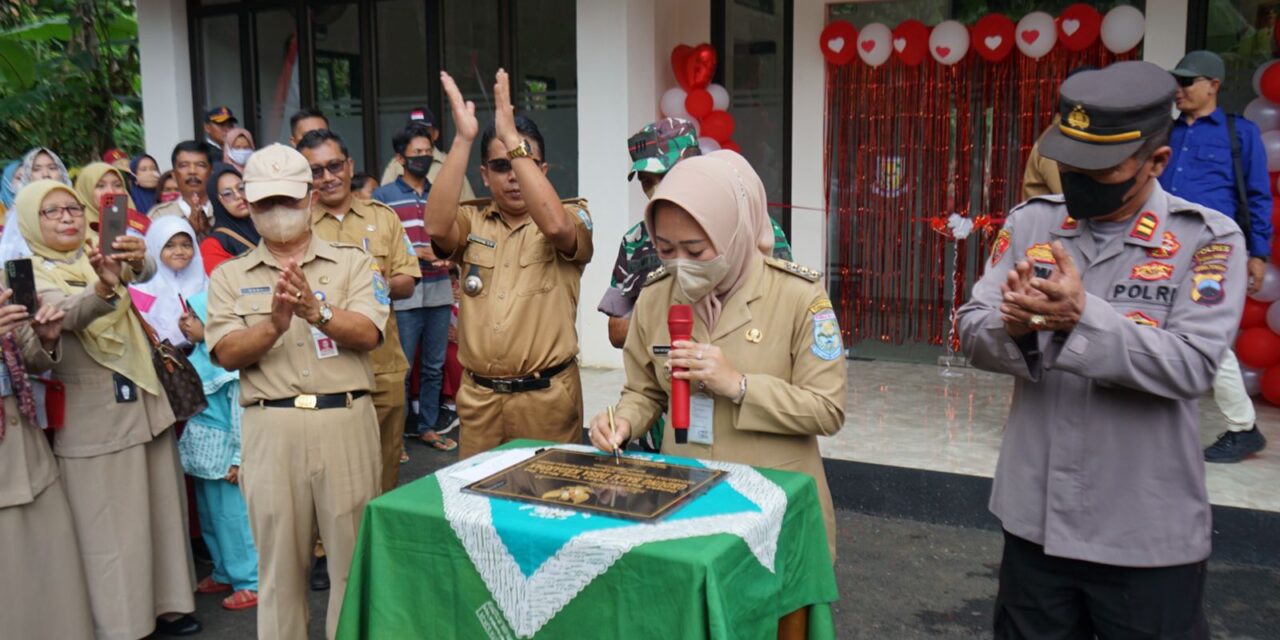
[[5, 258, 38, 317], [98, 193, 128, 256]]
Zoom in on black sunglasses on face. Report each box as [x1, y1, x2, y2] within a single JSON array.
[[483, 158, 545, 173], [1175, 75, 1203, 88], [310, 159, 348, 179]]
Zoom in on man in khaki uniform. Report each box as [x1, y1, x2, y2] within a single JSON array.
[[207, 144, 387, 640], [426, 70, 593, 458], [298, 128, 420, 492]]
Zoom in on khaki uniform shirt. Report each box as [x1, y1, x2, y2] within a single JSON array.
[[615, 257, 847, 556], [957, 184, 1246, 567], [149, 198, 213, 221], [1022, 122, 1063, 200], [205, 235, 390, 404], [444, 198, 593, 377], [311, 197, 421, 375]]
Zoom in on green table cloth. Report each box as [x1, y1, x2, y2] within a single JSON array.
[[337, 440, 837, 639]]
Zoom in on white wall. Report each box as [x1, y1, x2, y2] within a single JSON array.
[[791, 0, 828, 274], [1143, 0, 1189, 69], [137, 0, 195, 163]]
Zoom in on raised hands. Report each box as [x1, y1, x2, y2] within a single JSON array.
[[440, 71, 479, 143]]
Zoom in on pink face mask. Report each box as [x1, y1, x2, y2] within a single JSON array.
[[159, 191, 182, 203]]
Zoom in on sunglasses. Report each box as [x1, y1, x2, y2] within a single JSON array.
[[310, 159, 348, 179], [483, 158, 545, 174], [1175, 75, 1204, 88]]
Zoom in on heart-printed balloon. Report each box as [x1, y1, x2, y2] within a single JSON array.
[[971, 13, 1015, 63], [671, 45, 694, 91], [929, 20, 969, 66], [1015, 11, 1057, 59], [1058, 3, 1102, 52], [892, 19, 929, 67], [684, 44, 717, 90], [819, 20, 858, 66], [857, 22, 892, 67]]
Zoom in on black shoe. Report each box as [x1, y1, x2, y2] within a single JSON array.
[[1204, 427, 1267, 463], [310, 556, 330, 591], [434, 407, 460, 435], [154, 614, 202, 636]]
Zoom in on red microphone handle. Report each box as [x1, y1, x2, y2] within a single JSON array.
[[668, 305, 694, 445]]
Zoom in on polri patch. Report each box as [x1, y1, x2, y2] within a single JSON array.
[[1125, 310, 1159, 328], [372, 272, 391, 305], [810, 309, 843, 361], [1025, 242, 1055, 265], [240, 286, 271, 295], [1147, 231, 1180, 258], [990, 229, 1011, 265], [1130, 262, 1173, 282], [1191, 273, 1225, 306], [1130, 211, 1158, 241]]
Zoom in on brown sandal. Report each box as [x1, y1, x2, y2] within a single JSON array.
[[420, 431, 458, 451]]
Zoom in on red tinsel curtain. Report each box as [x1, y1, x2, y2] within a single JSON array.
[[824, 43, 1136, 351]]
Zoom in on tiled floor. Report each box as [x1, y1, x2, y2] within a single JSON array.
[[580, 361, 1280, 513]]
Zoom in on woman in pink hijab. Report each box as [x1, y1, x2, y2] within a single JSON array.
[[589, 150, 847, 561]]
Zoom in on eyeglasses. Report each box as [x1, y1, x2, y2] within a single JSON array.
[[218, 184, 247, 200], [39, 204, 86, 220], [310, 159, 348, 179], [483, 158, 544, 173], [1175, 75, 1204, 88]]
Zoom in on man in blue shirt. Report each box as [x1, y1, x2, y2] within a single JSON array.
[[1162, 50, 1271, 463]]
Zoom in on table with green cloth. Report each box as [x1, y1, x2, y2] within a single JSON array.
[[336, 440, 838, 639]]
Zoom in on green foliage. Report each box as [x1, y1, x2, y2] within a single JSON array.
[[0, 1, 142, 167]]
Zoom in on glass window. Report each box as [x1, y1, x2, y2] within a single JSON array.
[[253, 9, 300, 145], [440, 0, 502, 195], [1204, 1, 1278, 113], [312, 3, 366, 166], [723, 0, 788, 213], [375, 0, 432, 179], [514, 0, 578, 196], [200, 14, 243, 144]]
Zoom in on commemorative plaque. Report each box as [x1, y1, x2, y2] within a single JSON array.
[[463, 449, 725, 521]]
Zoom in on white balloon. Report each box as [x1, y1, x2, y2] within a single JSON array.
[[1266, 301, 1280, 334], [1262, 130, 1280, 172], [857, 23, 892, 67], [929, 20, 970, 66], [1244, 97, 1280, 132], [1100, 5, 1144, 53], [1242, 364, 1264, 396], [707, 83, 730, 111], [1254, 61, 1280, 98], [697, 137, 722, 152], [660, 87, 689, 119], [1015, 12, 1057, 60], [1252, 263, 1280, 302]]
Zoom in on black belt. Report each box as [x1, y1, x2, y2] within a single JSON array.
[[471, 361, 573, 394], [259, 391, 368, 410]]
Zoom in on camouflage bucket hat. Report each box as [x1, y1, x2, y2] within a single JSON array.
[[627, 117, 700, 180]]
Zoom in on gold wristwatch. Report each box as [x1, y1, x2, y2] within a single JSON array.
[[507, 139, 533, 160]]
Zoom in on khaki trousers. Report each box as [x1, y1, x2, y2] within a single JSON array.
[[373, 371, 407, 493], [241, 395, 381, 640], [457, 361, 584, 459]]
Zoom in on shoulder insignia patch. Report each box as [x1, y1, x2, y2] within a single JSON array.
[[808, 298, 834, 315], [1025, 243, 1056, 265], [990, 229, 1012, 265], [810, 309, 843, 360], [766, 257, 821, 282], [644, 265, 670, 286], [1130, 211, 1158, 241], [1060, 216, 1077, 230], [1147, 231, 1180, 258], [575, 207, 593, 231], [372, 272, 391, 305], [1125, 311, 1159, 328]]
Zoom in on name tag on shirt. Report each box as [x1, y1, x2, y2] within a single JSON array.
[[311, 326, 339, 359], [113, 373, 138, 403], [689, 393, 715, 445]]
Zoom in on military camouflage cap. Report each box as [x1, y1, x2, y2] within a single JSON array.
[[627, 117, 700, 180]]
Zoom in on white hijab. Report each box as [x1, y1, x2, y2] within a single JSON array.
[[129, 216, 207, 346]]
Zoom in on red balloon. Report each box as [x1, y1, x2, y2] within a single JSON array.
[[1261, 63, 1280, 104], [721, 140, 742, 153], [1237, 327, 1280, 368], [701, 110, 736, 144], [820, 20, 858, 66], [685, 89, 714, 119], [1260, 365, 1280, 405], [892, 19, 929, 67], [1272, 171, 1280, 197], [971, 13, 1015, 63], [671, 45, 694, 91], [1057, 4, 1102, 52], [685, 44, 717, 90], [1242, 297, 1270, 329]]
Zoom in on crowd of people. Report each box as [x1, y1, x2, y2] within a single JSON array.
[[0, 52, 1271, 640]]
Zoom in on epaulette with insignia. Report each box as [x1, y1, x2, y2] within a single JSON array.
[[643, 265, 670, 286], [765, 257, 821, 282]]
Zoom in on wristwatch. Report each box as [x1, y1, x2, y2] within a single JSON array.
[[507, 139, 533, 160], [314, 302, 334, 327]]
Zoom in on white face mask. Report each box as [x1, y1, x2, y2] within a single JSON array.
[[228, 148, 254, 165], [250, 203, 310, 243], [663, 256, 731, 303]]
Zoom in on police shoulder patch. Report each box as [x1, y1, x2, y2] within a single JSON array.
[[643, 265, 670, 286], [810, 309, 843, 361]]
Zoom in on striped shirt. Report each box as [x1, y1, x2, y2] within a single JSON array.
[[372, 177, 452, 309]]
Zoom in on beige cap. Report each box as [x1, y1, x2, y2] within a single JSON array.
[[242, 143, 312, 202]]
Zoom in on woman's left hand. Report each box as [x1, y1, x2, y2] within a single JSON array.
[[668, 340, 743, 398], [109, 235, 147, 274]]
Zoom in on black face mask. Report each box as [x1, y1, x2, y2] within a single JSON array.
[[1059, 166, 1143, 220], [404, 155, 431, 178]]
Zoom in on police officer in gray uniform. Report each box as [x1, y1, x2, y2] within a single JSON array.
[[959, 61, 1244, 638]]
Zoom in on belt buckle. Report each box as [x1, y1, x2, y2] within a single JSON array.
[[491, 379, 514, 394], [294, 394, 318, 410]]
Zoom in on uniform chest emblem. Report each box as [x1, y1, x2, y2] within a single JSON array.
[[1146, 232, 1180, 258], [990, 229, 1011, 265], [810, 310, 843, 361], [1125, 311, 1159, 328], [1025, 243, 1056, 265], [1129, 211, 1158, 241], [1130, 262, 1174, 281], [1190, 272, 1225, 306], [745, 328, 763, 343]]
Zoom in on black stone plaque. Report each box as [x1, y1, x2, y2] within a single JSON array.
[[464, 449, 725, 521]]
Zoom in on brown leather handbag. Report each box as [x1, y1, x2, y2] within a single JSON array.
[[131, 307, 208, 421]]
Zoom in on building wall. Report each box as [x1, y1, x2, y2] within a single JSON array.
[[137, 0, 194, 162]]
